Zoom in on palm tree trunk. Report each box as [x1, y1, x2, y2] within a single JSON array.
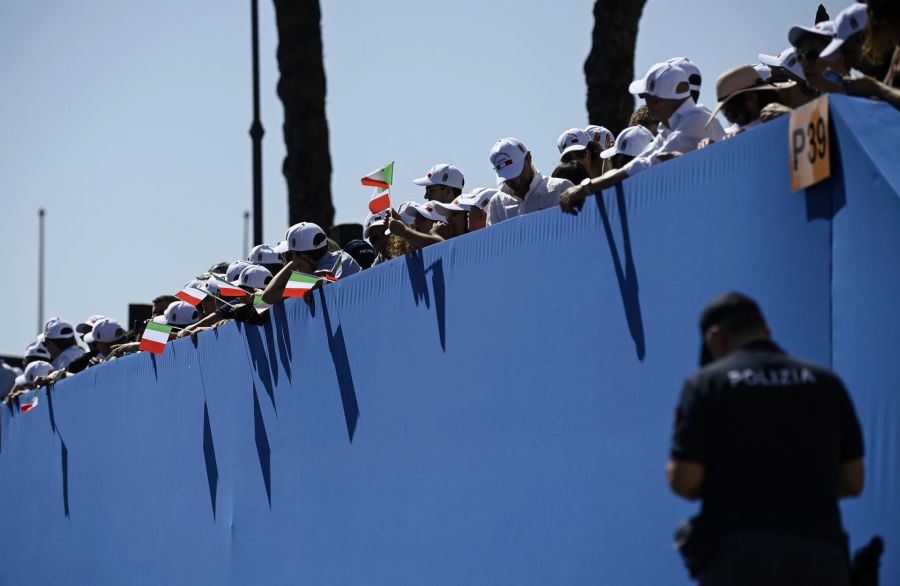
[[272, 0, 334, 230], [584, 0, 648, 135]]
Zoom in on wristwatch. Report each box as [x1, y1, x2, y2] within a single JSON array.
[[580, 177, 592, 194]]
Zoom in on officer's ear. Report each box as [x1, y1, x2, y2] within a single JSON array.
[[705, 324, 729, 360]]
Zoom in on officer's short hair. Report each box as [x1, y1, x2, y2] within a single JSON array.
[[699, 292, 767, 336]]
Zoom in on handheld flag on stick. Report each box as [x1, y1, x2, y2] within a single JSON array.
[[210, 274, 248, 297], [139, 321, 173, 354], [284, 272, 321, 297], [368, 188, 391, 214], [19, 391, 39, 413], [175, 286, 208, 307], [360, 162, 394, 189]]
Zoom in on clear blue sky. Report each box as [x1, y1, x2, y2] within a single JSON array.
[[0, 0, 840, 355]]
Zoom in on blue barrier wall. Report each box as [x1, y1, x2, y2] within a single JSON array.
[[1, 96, 897, 585]]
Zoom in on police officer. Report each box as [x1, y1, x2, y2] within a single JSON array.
[[667, 292, 864, 585]]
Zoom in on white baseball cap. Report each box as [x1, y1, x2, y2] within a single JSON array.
[[788, 20, 836, 48], [364, 212, 388, 238], [666, 57, 702, 92], [248, 244, 280, 265], [76, 314, 106, 335], [397, 201, 419, 225], [14, 360, 54, 387], [153, 301, 200, 327], [272, 222, 328, 253], [556, 128, 591, 156], [90, 318, 128, 344], [433, 197, 467, 215], [758, 47, 806, 81], [490, 138, 529, 182], [584, 125, 615, 149], [226, 261, 251, 282], [412, 164, 465, 190], [237, 265, 273, 289], [24, 341, 51, 361], [44, 317, 75, 340], [629, 62, 691, 99], [600, 125, 655, 159], [753, 63, 773, 80], [455, 187, 497, 211], [413, 201, 446, 222], [820, 4, 868, 59]]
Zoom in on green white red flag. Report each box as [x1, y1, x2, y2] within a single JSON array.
[[176, 286, 208, 307], [139, 321, 172, 354], [360, 162, 394, 189], [19, 392, 39, 413], [368, 188, 391, 214], [211, 274, 248, 297], [284, 272, 320, 297], [253, 294, 271, 315]]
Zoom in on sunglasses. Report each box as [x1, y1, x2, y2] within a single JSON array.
[[561, 150, 588, 163]]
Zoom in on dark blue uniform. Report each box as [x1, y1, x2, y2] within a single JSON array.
[[672, 341, 864, 585]]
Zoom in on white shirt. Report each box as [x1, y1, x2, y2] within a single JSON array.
[[625, 100, 726, 176], [318, 250, 362, 279], [487, 168, 573, 225], [52, 344, 86, 370]]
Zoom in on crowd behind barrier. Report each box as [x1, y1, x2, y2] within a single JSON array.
[[5, 2, 898, 407]]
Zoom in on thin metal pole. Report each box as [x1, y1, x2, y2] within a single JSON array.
[[243, 210, 251, 258], [249, 0, 265, 246], [37, 208, 45, 334]]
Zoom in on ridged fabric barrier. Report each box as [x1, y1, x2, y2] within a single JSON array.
[[1, 95, 897, 585]]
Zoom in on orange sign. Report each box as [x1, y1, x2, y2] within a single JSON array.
[[789, 95, 831, 191]]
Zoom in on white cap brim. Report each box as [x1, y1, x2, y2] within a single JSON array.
[[152, 316, 167, 325], [416, 207, 446, 222], [83, 332, 95, 344], [560, 144, 587, 156], [412, 175, 435, 186], [272, 240, 288, 254], [628, 79, 646, 95], [758, 53, 781, 67], [434, 202, 466, 213], [600, 146, 618, 160], [364, 219, 386, 238], [15, 374, 26, 386], [819, 37, 845, 59]]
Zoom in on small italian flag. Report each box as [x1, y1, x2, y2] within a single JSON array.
[[284, 272, 320, 297], [20, 393, 39, 413], [361, 162, 394, 189], [253, 294, 271, 315], [369, 188, 391, 214], [176, 286, 208, 307], [139, 321, 172, 354], [211, 274, 247, 297]]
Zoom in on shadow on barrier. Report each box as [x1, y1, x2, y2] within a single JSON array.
[[150, 353, 159, 381], [405, 251, 447, 352], [406, 252, 431, 309], [203, 402, 219, 519], [262, 318, 280, 388], [272, 303, 293, 383], [252, 385, 271, 507], [47, 387, 58, 435], [61, 436, 69, 518], [318, 289, 360, 442], [244, 322, 276, 413], [597, 186, 646, 361]]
